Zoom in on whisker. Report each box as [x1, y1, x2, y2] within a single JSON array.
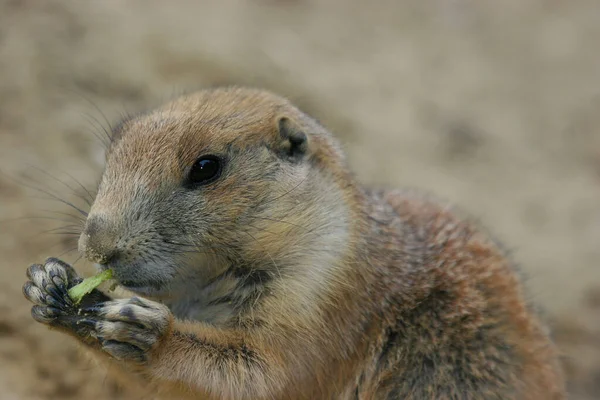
[[42, 224, 82, 233], [71, 254, 83, 265], [81, 121, 110, 150], [62, 170, 96, 204], [19, 182, 88, 217], [58, 247, 79, 258], [87, 101, 115, 142], [36, 239, 77, 255], [25, 164, 92, 207], [0, 216, 81, 226], [80, 111, 111, 150], [64, 87, 116, 144], [40, 209, 86, 223]]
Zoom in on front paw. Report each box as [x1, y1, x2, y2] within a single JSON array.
[[23, 257, 81, 324], [84, 297, 172, 363], [23, 258, 110, 341]]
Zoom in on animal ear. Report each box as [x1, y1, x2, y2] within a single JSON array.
[[276, 116, 308, 160]]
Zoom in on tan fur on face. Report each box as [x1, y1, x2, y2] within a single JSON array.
[[62, 87, 568, 399]]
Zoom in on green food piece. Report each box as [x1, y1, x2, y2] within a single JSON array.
[[68, 269, 113, 305]]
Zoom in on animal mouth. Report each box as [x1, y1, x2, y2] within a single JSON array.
[[94, 264, 164, 291], [93, 264, 169, 297]]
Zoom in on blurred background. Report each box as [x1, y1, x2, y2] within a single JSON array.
[[0, 0, 599, 399]]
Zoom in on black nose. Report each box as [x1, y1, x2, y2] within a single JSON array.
[[78, 215, 119, 265]]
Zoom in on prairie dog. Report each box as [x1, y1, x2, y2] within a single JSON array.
[[23, 87, 565, 399]]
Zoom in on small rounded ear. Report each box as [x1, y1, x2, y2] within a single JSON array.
[[276, 116, 308, 161]]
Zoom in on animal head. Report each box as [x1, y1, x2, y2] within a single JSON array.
[[78, 88, 356, 300]]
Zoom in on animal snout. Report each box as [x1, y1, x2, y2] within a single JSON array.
[[78, 215, 120, 265]]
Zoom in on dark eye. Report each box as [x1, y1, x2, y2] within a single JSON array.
[[186, 155, 222, 187]]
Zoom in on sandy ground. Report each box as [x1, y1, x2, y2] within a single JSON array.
[[0, 0, 599, 398]]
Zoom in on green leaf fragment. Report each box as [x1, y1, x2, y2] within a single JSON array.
[[68, 269, 113, 305]]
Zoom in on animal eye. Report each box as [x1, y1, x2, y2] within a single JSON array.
[[187, 155, 222, 186]]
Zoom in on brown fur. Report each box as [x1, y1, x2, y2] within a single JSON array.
[[23, 87, 564, 399]]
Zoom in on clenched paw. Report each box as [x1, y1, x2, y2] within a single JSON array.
[[23, 257, 81, 324], [23, 258, 110, 341], [23, 259, 171, 362], [83, 297, 172, 363]]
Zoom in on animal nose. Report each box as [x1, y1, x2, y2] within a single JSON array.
[[78, 215, 119, 265]]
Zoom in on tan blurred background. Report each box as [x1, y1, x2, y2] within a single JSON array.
[[0, 0, 599, 398]]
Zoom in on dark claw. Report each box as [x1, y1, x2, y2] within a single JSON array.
[[45, 285, 67, 308], [51, 274, 67, 291], [62, 292, 74, 307], [80, 304, 104, 315], [48, 268, 62, 281], [76, 317, 98, 328], [55, 283, 74, 307], [47, 277, 74, 308], [44, 293, 68, 310], [70, 276, 84, 288], [45, 306, 63, 317]]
